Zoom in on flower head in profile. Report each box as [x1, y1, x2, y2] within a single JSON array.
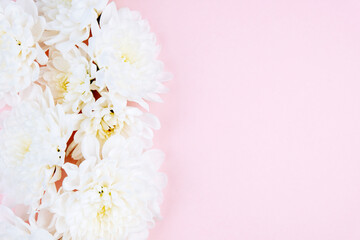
[[51, 136, 166, 240], [37, 0, 109, 51], [69, 93, 160, 160], [0, 0, 47, 107], [89, 4, 170, 109], [42, 47, 95, 113], [0, 205, 54, 240], [0, 85, 77, 212]]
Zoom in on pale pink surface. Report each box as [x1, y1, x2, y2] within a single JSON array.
[[113, 0, 360, 239]]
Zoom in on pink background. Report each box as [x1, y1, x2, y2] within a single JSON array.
[[114, 0, 360, 239]]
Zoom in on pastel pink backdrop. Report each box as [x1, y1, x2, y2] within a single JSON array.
[[113, 0, 360, 239]]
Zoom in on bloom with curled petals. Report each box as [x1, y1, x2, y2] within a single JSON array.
[[0, 85, 77, 212], [42, 47, 95, 113], [51, 136, 166, 240], [69, 93, 160, 160], [0, 205, 54, 240], [0, 0, 47, 107], [89, 4, 170, 109], [37, 0, 109, 51]]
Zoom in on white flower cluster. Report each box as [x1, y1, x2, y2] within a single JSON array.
[[0, 0, 170, 239]]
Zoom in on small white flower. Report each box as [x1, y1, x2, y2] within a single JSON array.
[[0, 0, 47, 107], [52, 136, 166, 240], [69, 93, 160, 160], [37, 0, 109, 51], [42, 47, 95, 113], [89, 4, 170, 109], [0, 85, 77, 213], [0, 204, 55, 240]]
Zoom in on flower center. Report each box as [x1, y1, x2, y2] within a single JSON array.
[[121, 53, 132, 64], [97, 205, 108, 218], [100, 118, 116, 139], [17, 137, 32, 161], [114, 38, 138, 65], [96, 186, 112, 219], [9, 136, 32, 166], [0, 30, 20, 53], [55, 73, 70, 101], [97, 110, 124, 140], [57, 146, 63, 160]]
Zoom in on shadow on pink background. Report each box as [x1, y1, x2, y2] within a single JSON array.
[[114, 0, 360, 239]]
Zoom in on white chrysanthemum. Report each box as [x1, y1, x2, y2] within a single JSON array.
[[0, 85, 77, 212], [52, 136, 166, 240], [37, 0, 109, 51], [42, 47, 95, 113], [88, 4, 170, 109], [0, 0, 47, 107], [0, 205, 54, 240], [69, 93, 160, 160]]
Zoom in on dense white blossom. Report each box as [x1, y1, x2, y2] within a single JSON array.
[[89, 4, 170, 109], [0, 0, 47, 107], [0, 85, 77, 212], [68, 93, 160, 160], [42, 47, 95, 113], [51, 136, 166, 240], [0, 1, 168, 238], [37, 0, 109, 51]]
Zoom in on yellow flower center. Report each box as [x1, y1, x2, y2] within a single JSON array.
[[97, 110, 126, 140], [12, 136, 32, 165], [19, 138, 31, 159], [55, 73, 70, 102], [121, 54, 132, 64], [97, 205, 108, 218], [96, 186, 113, 220]]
